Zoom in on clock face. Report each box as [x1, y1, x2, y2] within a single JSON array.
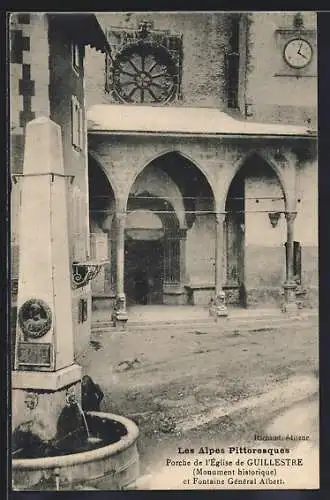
[[112, 42, 178, 104], [283, 38, 313, 69]]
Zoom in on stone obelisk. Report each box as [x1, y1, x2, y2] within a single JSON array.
[[12, 117, 82, 441]]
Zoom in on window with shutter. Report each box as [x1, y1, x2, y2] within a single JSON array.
[[226, 14, 241, 109], [71, 41, 81, 73], [71, 96, 83, 151]]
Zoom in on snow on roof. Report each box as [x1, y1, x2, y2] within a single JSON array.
[[87, 104, 316, 138]]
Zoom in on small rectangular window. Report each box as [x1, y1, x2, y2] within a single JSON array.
[[78, 105, 84, 150], [226, 52, 239, 108], [71, 96, 84, 151], [226, 14, 241, 109], [71, 41, 81, 72], [78, 298, 88, 323]]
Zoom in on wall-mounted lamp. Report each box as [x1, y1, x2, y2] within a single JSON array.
[[268, 212, 281, 228]]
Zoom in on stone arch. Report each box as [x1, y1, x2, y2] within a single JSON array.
[[127, 193, 180, 234], [219, 150, 290, 213], [129, 164, 186, 229], [88, 149, 119, 209], [125, 195, 182, 305], [124, 148, 217, 212], [88, 153, 118, 296]]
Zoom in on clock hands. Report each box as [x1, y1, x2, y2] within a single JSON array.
[[298, 51, 308, 59], [297, 42, 308, 59]]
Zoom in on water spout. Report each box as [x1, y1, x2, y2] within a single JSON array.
[[75, 401, 90, 440], [55, 469, 60, 491], [74, 401, 102, 446]]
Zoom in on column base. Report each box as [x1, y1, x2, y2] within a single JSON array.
[[209, 291, 228, 318], [116, 311, 128, 322], [113, 293, 128, 327], [282, 282, 298, 315], [282, 301, 299, 314]]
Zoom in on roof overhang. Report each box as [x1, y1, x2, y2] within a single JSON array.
[[87, 104, 317, 139], [48, 13, 111, 54]]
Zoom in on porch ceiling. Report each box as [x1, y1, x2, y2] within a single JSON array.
[[87, 104, 316, 139]]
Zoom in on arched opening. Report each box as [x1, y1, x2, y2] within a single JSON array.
[[126, 152, 215, 306], [125, 196, 180, 305], [224, 153, 286, 308], [88, 155, 116, 297]]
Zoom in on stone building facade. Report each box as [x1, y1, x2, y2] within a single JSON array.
[[10, 12, 318, 334], [84, 12, 317, 319]]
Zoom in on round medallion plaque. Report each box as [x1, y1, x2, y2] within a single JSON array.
[[18, 298, 52, 339]]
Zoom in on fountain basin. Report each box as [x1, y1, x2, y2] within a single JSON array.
[[12, 412, 140, 491]]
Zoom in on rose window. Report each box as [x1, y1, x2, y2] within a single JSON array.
[[112, 42, 178, 104]]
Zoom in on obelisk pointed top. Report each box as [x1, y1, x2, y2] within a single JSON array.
[[24, 117, 64, 176]]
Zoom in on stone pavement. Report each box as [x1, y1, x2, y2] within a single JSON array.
[[84, 306, 319, 401], [176, 374, 318, 433], [81, 305, 319, 491]]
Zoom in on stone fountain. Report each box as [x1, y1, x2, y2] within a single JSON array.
[[11, 117, 139, 490]]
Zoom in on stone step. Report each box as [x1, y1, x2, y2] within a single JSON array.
[[92, 310, 317, 333]]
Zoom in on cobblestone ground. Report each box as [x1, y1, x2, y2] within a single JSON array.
[[77, 314, 319, 481]]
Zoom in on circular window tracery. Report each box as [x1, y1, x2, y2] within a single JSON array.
[[112, 42, 178, 104]]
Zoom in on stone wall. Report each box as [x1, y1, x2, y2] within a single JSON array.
[[186, 215, 216, 287], [85, 12, 317, 127], [87, 12, 234, 109], [244, 166, 286, 307], [245, 12, 317, 126]]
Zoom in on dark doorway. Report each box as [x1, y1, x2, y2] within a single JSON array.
[[125, 239, 164, 304], [225, 171, 245, 307]]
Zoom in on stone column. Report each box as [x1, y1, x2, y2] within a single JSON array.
[[210, 213, 228, 317], [179, 228, 187, 284], [109, 217, 117, 295], [223, 214, 229, 285], [283, 211, 298, 313], [115, 211, 128, 324]]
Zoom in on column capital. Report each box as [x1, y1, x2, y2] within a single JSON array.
[[179, 228, 188, 239], [285, 211, 297, 223], [215, 212, 226, 225], [116, 211, 127, 224]]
